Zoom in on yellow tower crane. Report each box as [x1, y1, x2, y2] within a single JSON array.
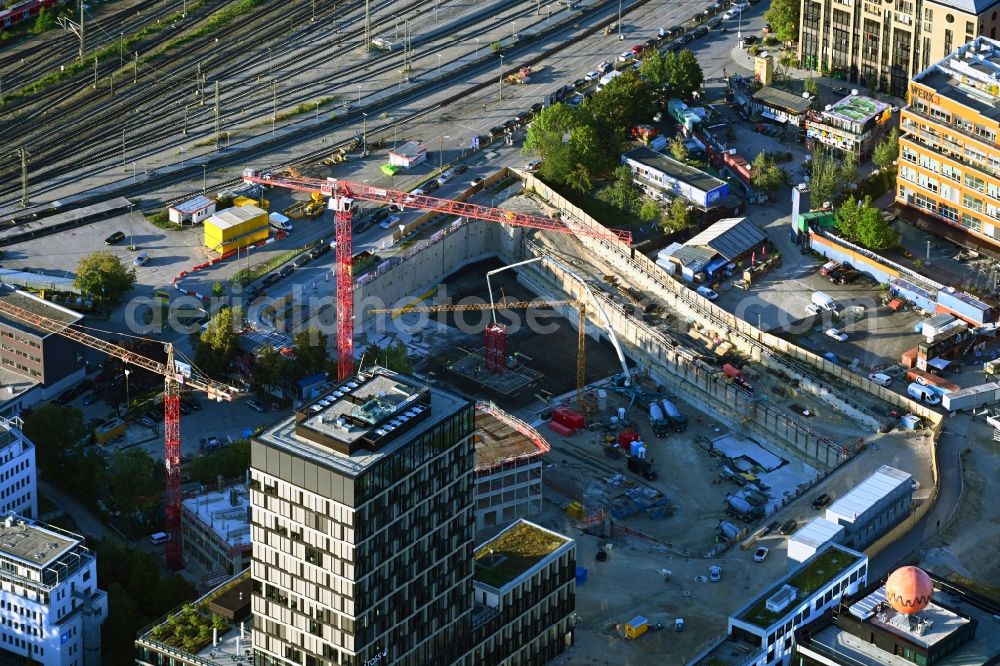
[[368, 299, 595, 411]]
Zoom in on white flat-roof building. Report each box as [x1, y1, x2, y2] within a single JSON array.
[[168, 195, 216, 226], [0, 514, 107, 665], [787, 517, 844, 570], [0, 416, 37, 519], [181, 484, 251, 576], [825, 465, 913, 550], [388, 141, 427, 168]]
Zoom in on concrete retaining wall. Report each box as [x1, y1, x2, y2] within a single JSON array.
[[519, 172, 943, 430]]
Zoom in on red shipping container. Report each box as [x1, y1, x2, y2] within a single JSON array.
[[552, 407, 585, 432], [900, 348, 917, 369], [548, 421, 574, 437], [722, 363, 742, 379], [905, 369, 960, 393]]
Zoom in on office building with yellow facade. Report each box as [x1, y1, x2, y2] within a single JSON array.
[[897, 36, 1000, 249], [799, 0, 1000, 97]]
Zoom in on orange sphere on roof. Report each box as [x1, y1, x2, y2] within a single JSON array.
[[885, 566, 933, 614]]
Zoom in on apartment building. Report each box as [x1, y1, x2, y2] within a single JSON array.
[[181, 484, 251, 577], [0, 416, 36, 519], [249, 367, 478, 666], [798, 0, 1000, 97], [897, 36, 1000, 249], [0, 514, 108, 666]]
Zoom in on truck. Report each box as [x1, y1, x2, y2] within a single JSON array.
[[627, 456, 658, 481], [649, 401, 670, 437], [941, 381, 1000, 412], [596, 69, 622, 92], [659, 398, 688, 432], [811, 291, 837, 312], [718, 520, 742, 541], [725, 494, 764, 523]]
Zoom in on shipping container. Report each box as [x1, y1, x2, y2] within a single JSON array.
[[905, 369, 960, 394], [941, 381, 1000, 412], [551, 407, 585, 432], [936, 287, 994, 325], [94, 418, 126, 444], [204, 205, 269, 254]]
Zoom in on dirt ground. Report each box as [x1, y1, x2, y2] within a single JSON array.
[[921, 417, 1000, 596]]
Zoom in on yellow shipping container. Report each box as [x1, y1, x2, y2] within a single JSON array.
[[204, 205, 269, 254], [625, 616, 648, 640], [233, 195, 269, 209]]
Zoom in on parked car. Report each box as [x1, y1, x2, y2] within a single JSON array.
[[618, 51, 634, 62], [837, 269, 862, 285], [530, 102, 544, 114], [404, 188, 426, 203], [182, 398, 202, 412], [819, 260, 841, 276], [422, 179, 440, 193], [827, 265, 849, 282], [81, 392, 99, 406], [763, 520, 780, 535], [470, 177, 485, 187], [247, 398, 266, 413], [105, 231, 125, 245], [293, 254, 313, 268], [598, 60, 613, 73], [696, 286, 719, 300], [723, 8, 738, 19], [133, 253, 150, 266], [145, 409, 164, 423], [379, 215, 402, 230], [309, 243, 331, 260], [137, 416, 156, 428], [692, 25, 709, 38], [833, 86, 850, 95], [178, 402, 191, 416], [868, 373, 892, 387], [779, 519, 798, 535], [585, 70, 602, 82], [709, 566, 722, 582], [454, 164, 469, 174], [437, 170, 453, 185], [753, 547, 769, 562], [825, 328, 848, 342], [812, 493, 832, 509], [279, 264, 294, 278], [526, 159, 543, 171], [261, 273, 281, 287]]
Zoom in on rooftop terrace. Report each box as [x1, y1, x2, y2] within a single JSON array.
[[0, 514, 77, 569], [474, 520, 569, 589], [738, 545, 864, 628]]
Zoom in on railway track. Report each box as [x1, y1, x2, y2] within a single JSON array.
[[1, 0, 655, 213], [0, 0, 546, 198]]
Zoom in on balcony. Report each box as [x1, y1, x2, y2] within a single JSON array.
[[900, 130, 1000, 180], [906, 107, 999, 157]]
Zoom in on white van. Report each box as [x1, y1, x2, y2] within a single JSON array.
[[596, 70, 622, 92], [150, 532, 170, 545], [907, 382, 940, 405], [811, 291, 837, 312], [269, 212, 293, 232]]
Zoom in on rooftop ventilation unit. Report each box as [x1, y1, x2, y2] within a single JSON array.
[[765, 585, 799, 613]]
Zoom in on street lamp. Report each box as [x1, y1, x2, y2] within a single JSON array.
[[398, 223, 406, 242], [737, 6, 743, 41], [618, 0, 622, 38], [475, 37, 480, 57], [224, 131, 231, 149], [437, 53, 442, 75], [362, 112, 368, 153], [202, 164, 207, 193], [356, 83, 362, 105], [128, 203, 134, 249], [512, 21, 517, 39], [124, 369, 131, 407]]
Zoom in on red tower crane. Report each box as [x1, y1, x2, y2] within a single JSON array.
[[241, 169, 631, 380], [0, 297, 238, 570]]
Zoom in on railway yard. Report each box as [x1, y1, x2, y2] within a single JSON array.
[[3, 0, 1000, 664]]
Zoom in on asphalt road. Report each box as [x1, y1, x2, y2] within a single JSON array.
[[39, 480, 120, 544]]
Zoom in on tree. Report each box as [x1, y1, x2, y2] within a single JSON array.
[[639, 50, 670, 87], [840, 150, 859, 187], [291, 328, 329, 378], [251, 343, 284, 392], [22, 404, 85, 470], [803, 76, 818, 97], [585, 69, 653, 131], [491, 40, 502, 53], [75, 251, 137, 303], [872, 127, 900, 172], [194, 306, 243, 376], [187, 439, 250, 484], [109, 448, 161, 516], [663, 198, 692, 232], [808, 148, 840, 205], [764, 0, 800, 43], [211, 281, 225, 298], [32, 6, 56, 34], [524, 103, 584, 186], [664, 49, 704, 100], [836, 195, 899, 251], [750, 152, 786, 193], [638, 199, 661, 224], [670, 135, 689, 162], [361, 341, 412, 374], [564, 162, 593, 193], [598, 165, 640, 212]]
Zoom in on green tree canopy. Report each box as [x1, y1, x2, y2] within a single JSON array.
[[585, 69, 654, 132], [523, 103, 618, 188], [75, 251, 137, 302], [808, 148, 840, 206], [836, 195, 899, 251], [195, 306, 244, 377], [764, 0, 800, 42], [598, 165, 641, 212], [361, 341, 412, 374], [186, 439, 250, 484], [664, 49, 704, 100], [750, 153, 786, 193], [291, 328, 330, 378], [803, 76, 818, 97], [639, 50, 670, 87], [663, 198, 692, 233], [670, 135, 689, 162], [638, 199, 661, 224], [872, 127, 900, 172], [109, 448, 162, 516], [22, 403, 85, 469], [840, 150, 859, 187]]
